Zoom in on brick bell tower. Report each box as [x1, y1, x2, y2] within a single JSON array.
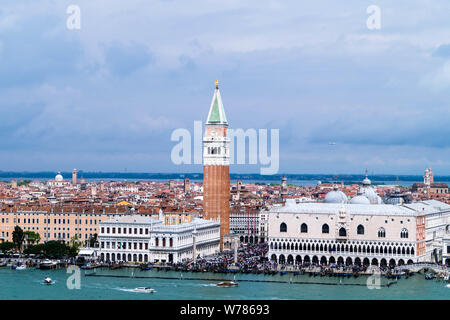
[[203, 80, 230, 249]]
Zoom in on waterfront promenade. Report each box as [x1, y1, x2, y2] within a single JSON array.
[[2, 243, 449, 284]]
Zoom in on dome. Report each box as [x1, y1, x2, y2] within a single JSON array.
[[360, 186, 383, 204], [55, 172, 63, 181], [362, 177, 371, 186], [350, 195, 370, 204], [362, 170, 371, 186], [376, 195, 383, 204], [324, 186, 347, 204]]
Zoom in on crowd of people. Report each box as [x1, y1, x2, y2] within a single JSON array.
[[96, 242, 432, 279], [142, 243, 412, 278]]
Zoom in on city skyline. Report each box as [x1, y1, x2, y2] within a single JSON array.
[[1, 1, 450, 174]]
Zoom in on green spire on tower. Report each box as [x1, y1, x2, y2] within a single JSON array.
[[206, 80, 228, 124]]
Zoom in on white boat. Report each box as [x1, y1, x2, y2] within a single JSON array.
[[39, 260, 57, 269], [133, 287, 155, 293], [44, 277, 53, 285], [15, 265, 27, 270]]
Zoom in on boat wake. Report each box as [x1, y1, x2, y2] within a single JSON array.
[[114, 287, 157, 294], [38, 280, 57, 285]]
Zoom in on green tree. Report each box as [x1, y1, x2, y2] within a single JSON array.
[[23, 243, 45, 255], [68, 245, 78, 258], [24, 231, 41, 248], [12, 226, 25, 251], [0, 241, 15, 253], [69, 235, 82, 249], [42, 241, 70, 258], [89, 233, 99, 248]]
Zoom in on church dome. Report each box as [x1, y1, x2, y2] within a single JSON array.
[[362, 170, 371, 186], [360, 186, 383, 204], [55, 172, 63, 181], [324, 186, 348, 204], [350, 195, 370, 204]]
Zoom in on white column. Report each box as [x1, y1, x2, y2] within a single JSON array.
[[193, 229, 197, 263]]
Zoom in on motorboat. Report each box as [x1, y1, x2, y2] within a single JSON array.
[[140, 264, 152, 270], [39, 259, 57, 269], [44, 277, 53, 285], [216, 281, 238, 287], [133, 287, 155, 293], [81, 263, 98, 270], [15, 265, 27, 270]]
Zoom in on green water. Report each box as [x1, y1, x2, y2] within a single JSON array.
[[0, 268, 449, 300]]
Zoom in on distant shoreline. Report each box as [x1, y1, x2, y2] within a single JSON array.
[[1, 172, 449, 184]]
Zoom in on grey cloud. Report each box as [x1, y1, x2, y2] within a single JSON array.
[[307, 111, 450, 148], [0, 15, 83, 88]]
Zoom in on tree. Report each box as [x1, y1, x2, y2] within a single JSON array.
[[89, 233, 99, 248], [43, 241, 70, 258], [23, 243, 45, 255], [12, 226, 25, 251], [24, 231, 41, 248], [69, 235, 82, 249], [0, 241, 15, 253], [17, 180, 31, 186], [68, 245, 78, 258]]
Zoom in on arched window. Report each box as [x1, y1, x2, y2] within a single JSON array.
[[300, 223, 308, 233], [357, 224, 365, 235], [339, 227, 347, 237], [280, 222, 287, 233], [400, 228, 408, 239], [322, 224, 329, 234], [378, 227, 386, 238]]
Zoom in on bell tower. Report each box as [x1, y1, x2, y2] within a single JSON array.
[[203, 80, 230, 249]]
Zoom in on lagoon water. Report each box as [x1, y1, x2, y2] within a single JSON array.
[[0, 268, 449, 300]]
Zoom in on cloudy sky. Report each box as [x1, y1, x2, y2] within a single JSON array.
[[1, 0, 450, 175]]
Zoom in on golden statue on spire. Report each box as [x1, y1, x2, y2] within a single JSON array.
[[215, 80, 219, 88]]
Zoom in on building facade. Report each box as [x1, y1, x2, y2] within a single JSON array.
[[442, 236, 450, 266], [98, 214, 220, 264], [267, 199, 450, 267], [203, 80, 230, 248], [0, 208, 115, 244], [230, 206, 260, 243]]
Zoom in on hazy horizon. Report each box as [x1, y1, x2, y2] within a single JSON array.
[[1, 170, 448, 179]]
